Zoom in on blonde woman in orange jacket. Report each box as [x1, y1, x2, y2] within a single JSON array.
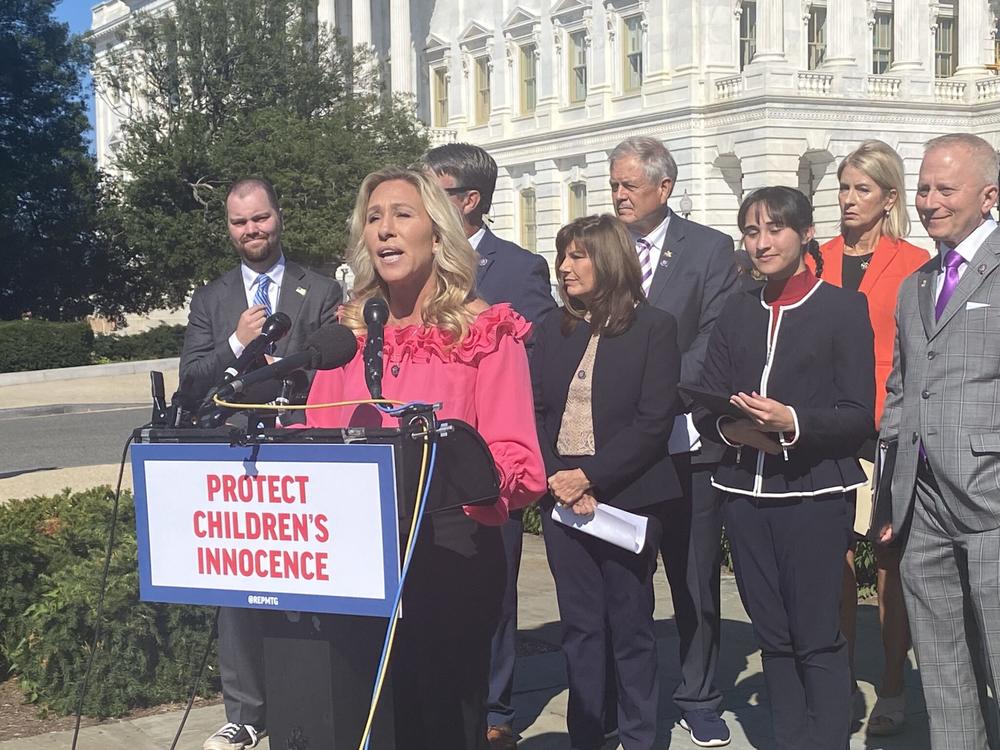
[[808, 140, 929, 737]]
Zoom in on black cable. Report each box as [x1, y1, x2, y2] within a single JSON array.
[[70, 432, 135, 750], [168, 607, 220, 750]]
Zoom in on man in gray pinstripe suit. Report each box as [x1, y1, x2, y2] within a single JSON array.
[[879, 133, 1000, 749]]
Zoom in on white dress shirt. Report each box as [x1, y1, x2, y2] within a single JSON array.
[[468, 225, 486, 251], [935, 218, 999, 300], [228, 255, 286, 357], [630, 211, 672, 286]]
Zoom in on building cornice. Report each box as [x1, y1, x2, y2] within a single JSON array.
[[479, 96, 998, 162]]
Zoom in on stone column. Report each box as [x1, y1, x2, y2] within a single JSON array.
[[822, 0, 855, 66], [389, 0, 412, 93], [352, 0, 371, 48], [956, 0, 989, 76], [890, 0, 924, 71], [751, 0, 786, 63], [316, 0, 336, 30]]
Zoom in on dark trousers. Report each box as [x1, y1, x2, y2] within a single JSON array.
[[392, 509, 505, 750], [486, 509, 523, 728], [658, 455, 724, 714], [218, 607, 266, 727], [723, 493, 852, 750], [541, 503, 662, 750]]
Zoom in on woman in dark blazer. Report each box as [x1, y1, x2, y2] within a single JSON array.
[[695, 187, 875, 750], [531, 214, 682, 750]]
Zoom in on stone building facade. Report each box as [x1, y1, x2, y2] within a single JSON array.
[[92, 0, 1000, 266]]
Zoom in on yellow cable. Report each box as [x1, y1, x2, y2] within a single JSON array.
[[356, 433, 430, 750], [211, 396, 406, 411], [208, 388, 428, 746]]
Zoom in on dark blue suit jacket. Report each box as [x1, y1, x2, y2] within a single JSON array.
[[646, 213, 739, 463], [532, 304, 683, 509], [475, 226, 556, 324]]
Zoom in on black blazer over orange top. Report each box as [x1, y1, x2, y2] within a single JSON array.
[[530, 303, 683, 510], [695, 280, 875, 498]]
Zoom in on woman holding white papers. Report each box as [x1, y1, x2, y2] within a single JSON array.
[[530, 214, 682, 750]]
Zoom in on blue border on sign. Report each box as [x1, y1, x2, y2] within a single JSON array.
[[131, 442, 401, 617]]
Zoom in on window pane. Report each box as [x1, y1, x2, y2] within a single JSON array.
[[521, 190, 537, 250], [433, 68, 448, 126], [520, 44, 537, 114], [872, 12, 893, 74], [569, 182, 587, 220], [569, 31, 587, 102], [475, 56, 490, 125], [623, 16, 643, 92], [935, 17, 956, 77], [808, 7, 827, 70], [740, 2, 757, 71]]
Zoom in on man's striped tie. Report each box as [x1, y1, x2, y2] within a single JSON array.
[[636, 238, 653, 296], [253, 274, 275, 353], [253, 274, 273, 317]]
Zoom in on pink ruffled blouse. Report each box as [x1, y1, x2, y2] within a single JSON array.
[[305, 303, 546, 525]]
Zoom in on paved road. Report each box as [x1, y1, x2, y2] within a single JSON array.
[[0, 405, 148, 478]]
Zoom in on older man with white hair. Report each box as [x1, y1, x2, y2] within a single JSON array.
[[609, 137, 738, 748], [878, 133, 1000, 750]]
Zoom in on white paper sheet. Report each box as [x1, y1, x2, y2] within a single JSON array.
[[551, 502, 648, 554], [667, 413, 702, 455]]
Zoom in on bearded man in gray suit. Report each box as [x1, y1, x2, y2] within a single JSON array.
[[878, 133, 1000, 750], [182, 177, 342, 750]]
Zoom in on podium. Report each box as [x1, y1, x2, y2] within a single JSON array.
[[131, 409, 500, 749]]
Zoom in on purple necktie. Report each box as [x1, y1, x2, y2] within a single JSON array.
[[935, 249, 965, 321]]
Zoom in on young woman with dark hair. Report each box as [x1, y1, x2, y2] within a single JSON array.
[[531, 214, 682, 750], [695, 187, 875, 750]]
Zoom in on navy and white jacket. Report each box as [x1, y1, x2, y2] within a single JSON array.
[[695, 277, 875, 498]]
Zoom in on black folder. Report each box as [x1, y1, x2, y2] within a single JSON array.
[[866, 437, 897, 542]]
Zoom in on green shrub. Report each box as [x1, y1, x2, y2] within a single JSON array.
[[523, 504, 541, 535], [0, 320, 93, 372], [1, 488, 218, 717], [92, 324, 186, 363]]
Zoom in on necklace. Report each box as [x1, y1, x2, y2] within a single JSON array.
[[860, 259, 870, 270]]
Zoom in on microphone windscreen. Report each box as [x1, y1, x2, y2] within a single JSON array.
[[307, 324, 360, 370], [240, 377, 285, 404], [363, 297, 389, 326], [261, 312, 292, 340]]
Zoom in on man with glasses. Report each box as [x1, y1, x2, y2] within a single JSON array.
[[422, 143, 555, 749]]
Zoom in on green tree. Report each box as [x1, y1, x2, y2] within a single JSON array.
[[0, 0, 121, 320], [96, 0, 429, 312]]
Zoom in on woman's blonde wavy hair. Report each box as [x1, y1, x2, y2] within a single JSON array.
[[838, 139, 910, 240], [340, 167, 479, 343]]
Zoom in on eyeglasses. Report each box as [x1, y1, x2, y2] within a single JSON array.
[[443, 186, 477, 195]]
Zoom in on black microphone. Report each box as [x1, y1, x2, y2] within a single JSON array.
[[363, 297, 388, 400], [221, 312, 292, 383], [149, 371, 168, 426], [216, 324, 358, 401]]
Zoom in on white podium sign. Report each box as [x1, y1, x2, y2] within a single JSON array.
[[131, 442, 401, 616]]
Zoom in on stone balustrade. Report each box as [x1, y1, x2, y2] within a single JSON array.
[[866, 75, 902, 98], [714, 74, 745, 100], [934, 79, 967, 102], [797, 72, 833, 95]]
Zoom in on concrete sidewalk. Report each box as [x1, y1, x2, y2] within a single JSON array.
[[0, 366, 931, 750]]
